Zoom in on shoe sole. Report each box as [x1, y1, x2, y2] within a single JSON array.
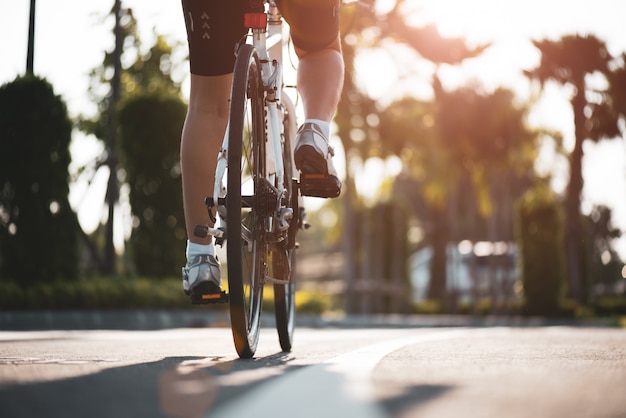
[[295, 145, 328, 174], [295, 145, 341, 198]]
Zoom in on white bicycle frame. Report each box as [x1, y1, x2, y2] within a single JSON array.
[[207, 1, 291, 241]]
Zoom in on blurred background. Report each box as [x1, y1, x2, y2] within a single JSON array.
[[1, 0, 626, 317]]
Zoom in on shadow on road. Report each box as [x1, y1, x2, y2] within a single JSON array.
[[376, 383, 454, 417], [1, 348, 457, 418], [0, 351, 304, 418]]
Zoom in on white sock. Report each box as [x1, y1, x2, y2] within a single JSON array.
[[305, 118, 331, 139], [186, 240, 215, 259]]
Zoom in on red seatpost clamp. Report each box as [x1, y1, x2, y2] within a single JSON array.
[[244, 13, 267, 29]]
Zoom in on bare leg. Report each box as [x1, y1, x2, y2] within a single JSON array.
[[293, 38, 344, 198], [181, 73, 232, 245], [295, 37, 344, 121]]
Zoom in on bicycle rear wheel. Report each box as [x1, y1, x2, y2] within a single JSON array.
[[227, 44, 266, 359], [273, 209, 297, 351], [274, 93, 298, 352]]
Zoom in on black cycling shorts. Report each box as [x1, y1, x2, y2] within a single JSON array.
[[181, 0, 341, 76]]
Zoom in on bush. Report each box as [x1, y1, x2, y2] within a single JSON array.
[[0, 278, 335, 314], [0, 75, 79, 284], [515, 186, 566, 316], [412, 299, 442, 315], [118, 94, 187, 277], [593, 296, 626, 316], [296, 290, 331, 315], [0, 277, 193, 310]]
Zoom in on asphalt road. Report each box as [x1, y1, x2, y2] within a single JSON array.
[[0, 325, 624, 418]]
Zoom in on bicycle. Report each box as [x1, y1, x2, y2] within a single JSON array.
[[192, 1, 305, 359]]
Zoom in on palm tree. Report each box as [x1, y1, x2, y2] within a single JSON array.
[[525, 34, 619, 303], [335, 0, 489, 310], [381, 6, 488, 306], [606, 53, 626, 130]]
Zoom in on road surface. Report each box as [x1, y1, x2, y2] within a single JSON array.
[[0, 325, 624, 417]]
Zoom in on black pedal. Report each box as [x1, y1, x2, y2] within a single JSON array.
[[300, 174, 341, 198], [191, 290, 229, 305]]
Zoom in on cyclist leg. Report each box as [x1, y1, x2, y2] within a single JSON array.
[[295, 38, 344, 126], [181, 74, 230, 245], [278, 0, 344, 198], [180, 0, 248, 300]]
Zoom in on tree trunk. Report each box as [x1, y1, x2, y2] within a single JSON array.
[[565, 87, 586, 303], [342, 178, 357, 313], [103, 0, 123, 274], [427, 203, 448, 305], [359, 206, 372, 314]]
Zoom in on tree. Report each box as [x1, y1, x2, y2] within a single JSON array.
[[0, 76, 79, 284], [78, 0, 138, 274], [515, 184, 565, 316], [525, 35, 619, 304], [382, 86, 538, 308], [335, 0, 490, 311], [79, 2, 185, 275], [118, 95, 186, 277], [117, 31, 185, 277], [585, 205, 622, 298], [103, 0, 124, 274]]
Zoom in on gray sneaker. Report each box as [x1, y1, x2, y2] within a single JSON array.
[[294, 123, 341, 198], [182, 254, 222, 303]]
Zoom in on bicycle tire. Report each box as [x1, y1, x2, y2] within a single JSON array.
[[274, 94, 298, 351], [227, 44, 266, 359]]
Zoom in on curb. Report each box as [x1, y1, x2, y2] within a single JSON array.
[[0, 310, 231, 331], [0, 311, 617, 331]]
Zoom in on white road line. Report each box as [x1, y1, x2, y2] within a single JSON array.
[[208, 329, 474, 418]]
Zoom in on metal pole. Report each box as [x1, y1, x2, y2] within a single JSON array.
[[26, 0, 36, 74]]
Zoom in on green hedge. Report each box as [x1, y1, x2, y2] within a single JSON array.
[[515, 186, 566, 316], [0, 75, 79, 284], [0, 277, 191, 310], [0, 277, 333, 314]]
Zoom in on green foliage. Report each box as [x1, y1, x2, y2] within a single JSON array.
[[377, 202, 412, 310], [0, 277, 191, 310], [344, 202, 412, 313], [526, 34, 618, 304], [515, 185, 565, 316], [81, 4, 141, 140], [592, 296, 626, 317], [0, 277, 336, 313], [118, 94, 187, 277], [412, 299, 442, 315], [296, 290, 331, 315], [606, 53, 626, 118], [0, 75, 79, 284], [82, 8, 182, 142], [123, 34, 182, 98], [76, 7, 185, 276], [585, 205, 623, 292]]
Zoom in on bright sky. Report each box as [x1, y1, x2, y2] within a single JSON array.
[[1, 0, 626, 257]]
